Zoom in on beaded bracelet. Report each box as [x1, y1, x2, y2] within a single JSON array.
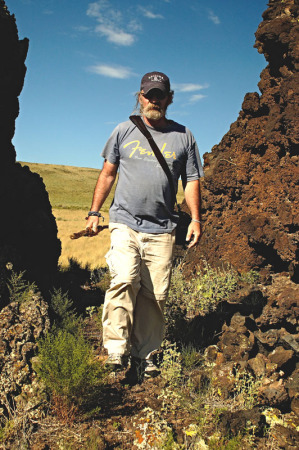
[[85, 211, 104, 221]]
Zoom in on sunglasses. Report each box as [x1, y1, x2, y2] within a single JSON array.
[[141, 91, 167, 100]]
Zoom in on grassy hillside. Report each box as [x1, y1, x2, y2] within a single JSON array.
[[19, 162, 112, 211], [19, 161, 185, 268]]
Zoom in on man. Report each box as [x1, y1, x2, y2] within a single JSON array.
[[86, 71, 203, 379]]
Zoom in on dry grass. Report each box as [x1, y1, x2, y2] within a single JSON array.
[[53, 208, 110, 269], [20, 161, 185, 269]]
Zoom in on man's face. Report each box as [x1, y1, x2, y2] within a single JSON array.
[[139, 89, 171, 120]]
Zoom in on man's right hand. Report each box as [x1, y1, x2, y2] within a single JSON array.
[[85, 215, 100, 233]]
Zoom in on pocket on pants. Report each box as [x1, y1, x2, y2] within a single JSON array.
[[105, 226, 140, 283]]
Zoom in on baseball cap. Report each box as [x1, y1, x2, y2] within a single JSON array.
[[140, 71, 170, 95]]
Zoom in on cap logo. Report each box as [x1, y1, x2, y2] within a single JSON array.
[[148, 74, 164, 83]]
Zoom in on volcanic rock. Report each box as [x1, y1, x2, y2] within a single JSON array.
[[181, 0, 299, 282], [247, 353, 275, 378], [259, 379, 289, 407], [218, 313, 256, 362], [286, 366, 299, 398], [0, 1, 61, 305], [271, 424, 299, 449], [255, 275, 299, 330], [291, 397, 299, 417], [219, 407, 266, 437], [268, 346, 295, 371], [0, 294, 50, 417]]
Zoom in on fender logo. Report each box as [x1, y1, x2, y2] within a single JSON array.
[[123, 140, 176, 159]]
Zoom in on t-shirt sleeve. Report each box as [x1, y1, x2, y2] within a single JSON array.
[[185, 134, 204, 181], [101, 125, 121, 165]]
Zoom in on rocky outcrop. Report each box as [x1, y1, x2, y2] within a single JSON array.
[[0, 294, 50, 418], [179, 0, 299, 431], [182, 0, 299, 283], [193, 274, 299, 447], [0, 1, 61, 306]]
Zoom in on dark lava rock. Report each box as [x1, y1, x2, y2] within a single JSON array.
[[0, 1, 61, 306], [268, 346, 295, 372], [271, 424, 299, 449], [286, 366, 299, 399], [256, 275, 299, 330], [219, 407, 266, 437], [181, 0, 299, 283], [259, 379, 289, 408]]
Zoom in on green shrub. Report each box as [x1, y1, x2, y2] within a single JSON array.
[[49, 288, 81, 334], [160, 341, 183, 387], [36, 328, 106, 408], [181, 344, 203, 370], [167, 261, 259, 321], [7, 271, 37, 304], [194, 262, 240, 313], [50, 287, 75, 320]]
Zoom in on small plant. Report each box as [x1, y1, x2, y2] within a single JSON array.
[[35, 327, 106, 415], [90, 266, 111, 291], [195, 262, 239, 311], [208, 434, 243, 449], [166, 261, 260, 328], [181, 344, 203, 370], [49, 288, 81, 334], [50, 287, 75, 320], [160, 341, 183, 386], [158, 341, 184, 415], [86, 304, 103, 332], [86, 305, 97, 317], [233, 369, 262, 409], [7, 271, 37, 304], [0, 394, 33, 448]]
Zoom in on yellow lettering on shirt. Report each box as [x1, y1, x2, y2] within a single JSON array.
[[160, 143, 176, 159], [124, 140, 176, 159]]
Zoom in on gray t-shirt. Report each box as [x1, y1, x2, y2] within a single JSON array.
[[102, 119, 204, 233]]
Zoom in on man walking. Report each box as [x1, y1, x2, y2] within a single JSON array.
[[86, 71, 203, 379]]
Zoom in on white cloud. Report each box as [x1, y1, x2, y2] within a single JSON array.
[[95, 24, 135, 46], [87, 1, 104, 18], [208, 9, 220, 25], [128, 20, 143, 33], [139, 7, 164, 19], [173, 83, 209, 93], [87, 1, 141, 46], [189, 94, 206, 103], [87, 64, 135, 79]]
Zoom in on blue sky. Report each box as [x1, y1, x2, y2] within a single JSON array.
[[6, 0, 267, 169]]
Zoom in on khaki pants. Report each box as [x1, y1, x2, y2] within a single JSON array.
[[102, 223, 175, 359]]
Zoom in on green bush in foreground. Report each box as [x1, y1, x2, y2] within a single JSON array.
[[36, 328, 105, 408], [36, 290, 105, 412]]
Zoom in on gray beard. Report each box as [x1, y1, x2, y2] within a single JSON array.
[[140, 104, 166, 120]]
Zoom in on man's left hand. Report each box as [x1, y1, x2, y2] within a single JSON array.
[[186, 221, 202, 248]]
